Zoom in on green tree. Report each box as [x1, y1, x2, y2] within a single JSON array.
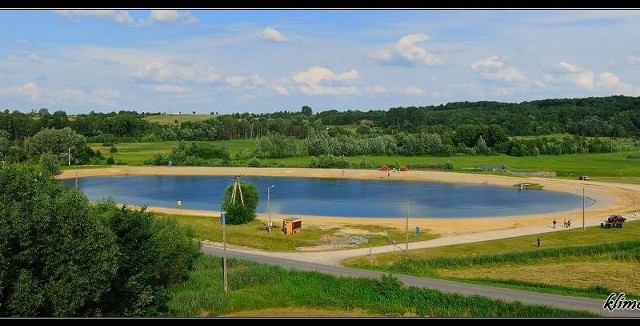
[[0, 164, 119, 316], [38, 152, 61, 176], [91, 202, 200, 316], [220, 180, 259, 225], [301, 105, 313, 117]]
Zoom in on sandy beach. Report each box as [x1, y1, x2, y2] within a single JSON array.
[[58, 166, 640, 236]]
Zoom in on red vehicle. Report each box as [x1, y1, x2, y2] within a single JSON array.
[[378, 166, 391, 171], [601, 215, 626, 228]]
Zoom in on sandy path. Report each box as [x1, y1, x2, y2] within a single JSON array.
[[58, 166, 640, 237]]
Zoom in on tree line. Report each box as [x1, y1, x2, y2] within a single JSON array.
[[1, 96, 639, 166]]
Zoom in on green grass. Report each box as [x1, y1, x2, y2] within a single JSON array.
[[165, 213, 437, 251], [167, 255, 596, 317], [90, 140, 257, 165], [345, 220, 640, 298], [88, 139, 640, 181], [144, 113, 215, 125]]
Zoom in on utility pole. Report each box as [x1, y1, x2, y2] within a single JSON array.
[[267, 185, 274, 234], [221, 210, 228, 294], [405, 199, 409, 252]]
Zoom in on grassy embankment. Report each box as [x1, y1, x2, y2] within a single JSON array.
[[167, 254, 596, 317], [161, 213, 436, 251], [345, 220, 640, 299]]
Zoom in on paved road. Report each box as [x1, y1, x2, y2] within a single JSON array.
[[202, 246, 640, 317]]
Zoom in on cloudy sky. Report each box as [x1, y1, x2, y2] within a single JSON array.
[[1, 9, 640, 114]]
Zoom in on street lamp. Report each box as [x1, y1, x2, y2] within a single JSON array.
[[267, 185, 275, 234]]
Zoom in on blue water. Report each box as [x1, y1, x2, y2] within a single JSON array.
[[62, 175, 595, 218]]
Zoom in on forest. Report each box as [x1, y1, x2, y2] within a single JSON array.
[[1, 96, 639, 167]]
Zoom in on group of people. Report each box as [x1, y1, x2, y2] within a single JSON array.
[[551, 218, 571, 228]]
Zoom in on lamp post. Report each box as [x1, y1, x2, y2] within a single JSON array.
[[267, 185, 274, 234], [220, 210, 228, 294]]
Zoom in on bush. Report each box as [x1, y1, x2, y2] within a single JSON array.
[[106, 156, 115, 165], [247, 157, 260, 167], [109, 146, 118, 153], [39, 152, 61, 175], [308, 154, 350, 168]]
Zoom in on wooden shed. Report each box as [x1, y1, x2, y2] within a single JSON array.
[[282, 218, 302, 234]]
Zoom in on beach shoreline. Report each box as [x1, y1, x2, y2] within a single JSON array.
[[58, 166, 640, 236]]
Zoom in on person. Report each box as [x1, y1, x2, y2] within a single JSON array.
[[537, 237, 541, 248], [563, 218, 567, 228], [567, 219, 571, 228], [552, 219, 556, 228]]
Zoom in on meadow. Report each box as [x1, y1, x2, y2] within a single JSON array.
[[345, 220, 640, 298], [167, 254, 596, 317], [87, 139, 640, 182]]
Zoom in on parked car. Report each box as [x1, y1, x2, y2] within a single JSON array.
[[579, 175, 590, 180]]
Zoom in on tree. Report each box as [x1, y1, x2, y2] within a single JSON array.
[[91, 202, 200, 316], [38, 153, 61, 176], [23, 127, 91, 164], [301, 105, 313, 117], [220, 180, 259, 225], [0, 164, 119, 316]]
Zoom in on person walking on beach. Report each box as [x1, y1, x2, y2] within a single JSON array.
[[552, 219, 556, 228], [567, 219, 571, 228]]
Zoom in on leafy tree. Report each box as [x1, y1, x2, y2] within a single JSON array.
[[38, 153, 61, 176], [91, 202, 200, 316], [220, 180, 259, 225], [301, 105, 313, 117], [0, 164, 119, 316], [23, 127, 92, 164]]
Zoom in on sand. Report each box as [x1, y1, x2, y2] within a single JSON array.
[[58, 166, 640, 236]]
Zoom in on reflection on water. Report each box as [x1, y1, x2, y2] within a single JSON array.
[[62, 175, 594, 218]]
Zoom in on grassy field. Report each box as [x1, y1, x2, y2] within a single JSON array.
[[163, 213, 436, 251], [144, 113, 215, 125], [167, 255, 595, 317], [89, 140, 257, 165], [87, 139, 640, 181], [345, 220, 640, 298]]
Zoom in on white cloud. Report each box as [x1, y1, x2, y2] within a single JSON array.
[[470, 56, 504, 70], [132, 62, 219, 83], [13, 82, 43, 100], [292, 66, 358, 85], [556, 61, 593, 90], [27, 54, 42, 63], [628, 55, 640, 65], [557, 61, 578, 73], [147, 10, 199, 25], [225, 75, 265, 89], [363, 84, 425, 96], [153, 84, 193, 94], [372, 33, 442, 66], [53, 10, 198, 26], [275, 66, 360, 96], [471, 56, 525, 82], [53, 10, 135, 25], [270, 81, 290, 95], [260, 27, 289, 43], [598, 72, 632, 94]]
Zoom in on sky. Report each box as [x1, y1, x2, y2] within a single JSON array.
[[1, 9, 640, 115]]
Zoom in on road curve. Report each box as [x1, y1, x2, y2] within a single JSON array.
[[202, 246, 640, 317]]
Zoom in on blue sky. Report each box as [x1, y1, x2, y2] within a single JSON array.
[[1, 9, 640, 114]]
